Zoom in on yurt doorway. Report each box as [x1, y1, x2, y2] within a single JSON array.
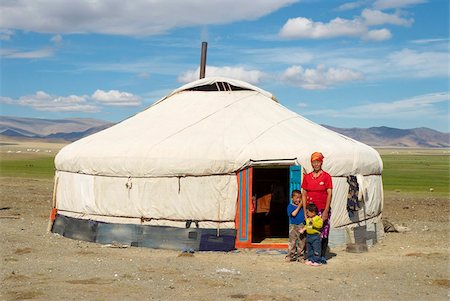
[[252, 166, 290, 243], [235, 164, 302, 249]]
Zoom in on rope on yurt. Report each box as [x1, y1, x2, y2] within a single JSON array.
[[46, 176, 59, 232]]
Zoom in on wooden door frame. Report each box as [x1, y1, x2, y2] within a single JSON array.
[[235, 166, 289, 249]]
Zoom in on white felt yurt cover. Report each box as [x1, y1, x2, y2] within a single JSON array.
[[54, 77, 383, 229]]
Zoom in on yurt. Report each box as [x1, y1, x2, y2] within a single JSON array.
[[51, 77, 384, 251]]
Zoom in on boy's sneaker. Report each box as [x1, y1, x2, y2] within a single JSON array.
[[319, 256, 327, 264], [310, 262, 322, 266]]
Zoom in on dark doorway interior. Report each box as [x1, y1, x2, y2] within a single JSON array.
[[252, 167, 290, 243]]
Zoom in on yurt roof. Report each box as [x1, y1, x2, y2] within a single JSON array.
[[55, 77, 382, 177]]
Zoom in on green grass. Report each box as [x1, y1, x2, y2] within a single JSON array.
[[1, 151, 449, 196], [0, 155, 56, 178], [381, 154, 449, 195]]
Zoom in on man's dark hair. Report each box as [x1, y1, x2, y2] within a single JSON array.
[[291, 189, 301, 197], [306, 203, 318, 214]]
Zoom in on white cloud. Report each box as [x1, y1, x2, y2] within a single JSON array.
[[303, 92, 449, 119], [1, 36, 61, 60], [263, 40, 447, 81], [387, 48, 448, 77], [92, 90, 141, 106], [410, 38, 449, 44], [178, 66, 267, 84], [2, 89, 142, 112], [373, 0, 427, 10], [336, 1, 369, 11], [364, 28, 392, 41], [361, 9, 413, 26], [1, 47, 54, 58], [280, 17, 364, 39], [279, 17, 392, 41], [355, 92, 449, 116], [1, 91, 99, 112], [0, 0, 296, 36], [280, 3, 419, 42], [281, 64, 364, 89]]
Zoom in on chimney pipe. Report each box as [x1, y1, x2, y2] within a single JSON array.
[[199, 41, 207, 79]]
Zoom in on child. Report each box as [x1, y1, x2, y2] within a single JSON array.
[[302, 203, 323, 266], [285, 189, 306, 262]]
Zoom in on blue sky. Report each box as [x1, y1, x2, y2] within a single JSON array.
[[1, 0, 449, 132]]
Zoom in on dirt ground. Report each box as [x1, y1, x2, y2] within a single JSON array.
[[0, 176, 449, 301]]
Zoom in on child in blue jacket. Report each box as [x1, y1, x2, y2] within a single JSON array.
[[285, 189, 306, 262]]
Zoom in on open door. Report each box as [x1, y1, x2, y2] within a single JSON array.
[[235, 163, 302, 249], [289, 165, 302, 196], [235, 167, 253, 248]]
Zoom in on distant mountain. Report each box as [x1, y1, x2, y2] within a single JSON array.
[[1, 115, 449, 148], [323, 125, 450, 148], [0, 116, 114, 141], [44, 124, 113, 141], [0, 116, 112, 137], [0, 128, 35, 138]]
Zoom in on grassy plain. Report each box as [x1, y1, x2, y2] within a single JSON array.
[[378, 148, 450, 196], [0, 138, 61, 179], [0, 155, 55, 178], [1, 141, 449, 196]]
